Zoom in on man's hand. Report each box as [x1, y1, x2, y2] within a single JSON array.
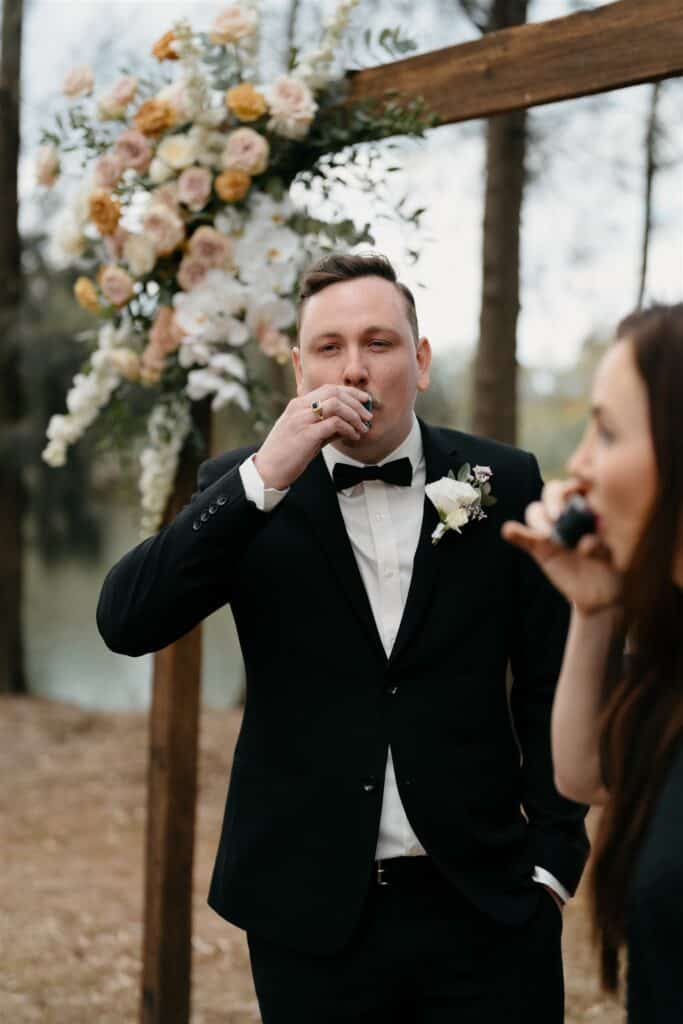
[[254, 385, 373, 491]]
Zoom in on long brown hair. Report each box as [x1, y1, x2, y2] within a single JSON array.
[[590, 304, 683, 990]]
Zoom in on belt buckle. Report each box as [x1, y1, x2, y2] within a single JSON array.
[[376, 861, 388, 886]]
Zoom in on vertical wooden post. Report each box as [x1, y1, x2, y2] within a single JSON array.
[[141, 403, 211, 1024]]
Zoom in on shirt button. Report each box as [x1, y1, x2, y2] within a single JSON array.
[[384, 569, 394, 579], [375, 513, 384, 522], [362, 777, 377, 793]]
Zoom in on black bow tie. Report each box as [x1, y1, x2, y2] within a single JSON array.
[[332, 457, 413, 492]]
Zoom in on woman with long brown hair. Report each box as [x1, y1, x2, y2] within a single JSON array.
[[503, 304, 683, 1021]]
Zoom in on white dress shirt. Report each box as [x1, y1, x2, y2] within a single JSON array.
[[239, 415, 569, 900]]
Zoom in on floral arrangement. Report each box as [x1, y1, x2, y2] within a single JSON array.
[[426, 464, 497, 545], [37, 2, 435, 535]]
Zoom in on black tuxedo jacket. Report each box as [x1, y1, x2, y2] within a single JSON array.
[[97, 419, 589, 954]]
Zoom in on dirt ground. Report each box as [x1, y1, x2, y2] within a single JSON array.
[[1, 696, 624, 1023]]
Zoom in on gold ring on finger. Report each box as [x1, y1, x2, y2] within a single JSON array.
[[311, 400, 324, 421]]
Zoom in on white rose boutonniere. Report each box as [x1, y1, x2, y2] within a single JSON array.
[[425, 463, 497, 545]]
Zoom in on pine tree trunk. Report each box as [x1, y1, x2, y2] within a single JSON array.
[[472, 0, 528, 444], [0, 0, 26, 694]]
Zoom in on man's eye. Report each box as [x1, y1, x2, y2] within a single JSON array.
[[597, 423, 615, 443], [370, 339, 390, 348]]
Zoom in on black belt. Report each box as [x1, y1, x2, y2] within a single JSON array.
[[374, 856, 441, 887]]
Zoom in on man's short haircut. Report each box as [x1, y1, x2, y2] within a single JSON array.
[[297, 251, 420, 342]]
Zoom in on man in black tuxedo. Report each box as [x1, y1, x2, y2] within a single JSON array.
[[97, 252, 588, 1023]]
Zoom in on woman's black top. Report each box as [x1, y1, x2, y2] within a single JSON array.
[[627, 739, 683, 1022]]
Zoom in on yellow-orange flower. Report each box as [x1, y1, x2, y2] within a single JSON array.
[[215, 169, 251, 203], [151, 30, 179, 61], [225, 83, 267, 122], [73, 276, 100, 313], [88, 188, 121, 236], [134, 98, 175, 137]]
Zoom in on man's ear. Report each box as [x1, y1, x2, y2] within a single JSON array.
[[292, 347, 305, 396], [416, 336, 432, 393]]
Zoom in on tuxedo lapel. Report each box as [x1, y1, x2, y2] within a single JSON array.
[[287, 453, 387, 661], [389, 421, 461, 665]]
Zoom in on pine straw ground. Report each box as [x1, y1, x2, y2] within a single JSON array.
[[1, 697, 623, 1024]]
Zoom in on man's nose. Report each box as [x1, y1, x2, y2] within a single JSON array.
[[343, 351, 369, 386]]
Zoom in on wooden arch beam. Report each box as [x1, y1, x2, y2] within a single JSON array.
[[347, 0, 683, 125]]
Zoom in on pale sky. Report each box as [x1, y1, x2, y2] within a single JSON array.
[[18, 0, 683, 370]]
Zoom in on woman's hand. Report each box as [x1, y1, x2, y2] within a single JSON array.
[[502, 479, 623, 615]]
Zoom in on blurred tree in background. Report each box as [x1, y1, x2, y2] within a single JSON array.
[[0, 0, 25, 693]]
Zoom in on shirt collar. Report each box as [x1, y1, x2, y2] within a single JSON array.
[[322, 413, 423, 486]]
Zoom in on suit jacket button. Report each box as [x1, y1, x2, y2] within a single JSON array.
[[386, 684, 398, 695], [216, 495, 227, 506], [192, 520, 200, 531], [200, 510, 210, 522], [208, 504, 217, 515], [362, 777, 377, 793]]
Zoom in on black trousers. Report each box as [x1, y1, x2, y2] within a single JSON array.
[[247, 857, 564, 1024]]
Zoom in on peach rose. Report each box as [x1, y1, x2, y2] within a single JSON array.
[[225, 83, 267, 122], [114, 129, 153, 174], [210, 5, 258, 44], [111, 76, 138, 107], [62, 65, 94, 98], [221, 127, 269, 175], [215, 169, 251, 202], [177, 166, 212, 211], [36, 144, 60, 188], [104, 226, 130, 261], [151, 30, 179, 61], [177, 255, 212, 291], [123, 234, 156, 277], [266, 75, 317, 139], [151, 182, 180, 210], [98, 265, 135, 308], [108, 347, 141, 381], [188, 226, 233, 268], [149, 306, 184, 354], [257, 325, 291, 364], [142, 203, 185, 256], [88, 189, 121, 236], [134, 98, 175, 137], [73, 277, 100, 313], [94, 152, 124, 188]]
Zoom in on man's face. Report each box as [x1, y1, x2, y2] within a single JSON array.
[[292, 276, 431, 462]]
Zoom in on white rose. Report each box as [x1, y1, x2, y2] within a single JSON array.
[[148, 158, 174, 185], [156, 134, 198, 170], [49, 210, 87, 266], [156, 82, 192, 123], [123, 234, 157, 277], [210, 5, 258, 45], [97, 92, 126, 121], [265, 75, 317, 140], [425, 477, 478, 515], [445, 507, 470, 532]]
